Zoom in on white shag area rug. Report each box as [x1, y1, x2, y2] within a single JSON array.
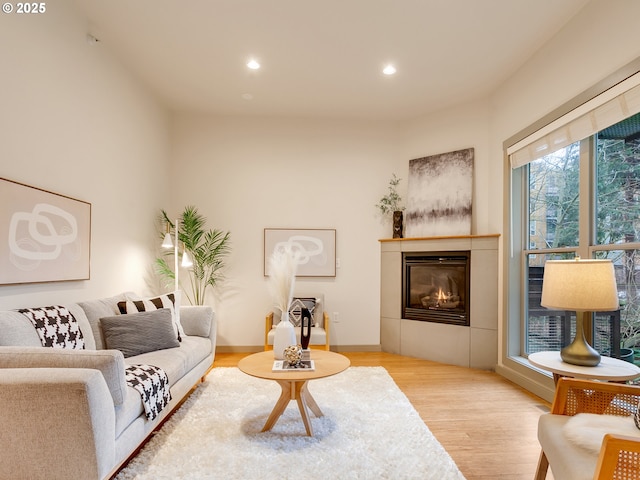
[[116, 366, 466, 480]]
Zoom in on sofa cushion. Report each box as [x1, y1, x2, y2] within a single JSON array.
[[125, 335, 212, 385], [180, 305, 214, 338], [288, 297, 316, 327], [272, 294, 325, 327], [100, 309, 180, 358], [114, 386, 146, 438], [78, 293, 129, 350], [538, 413, 598, 480], [0, 311, 44, 347], [118, 292, 184, 341], [0, 346, 127, 406]]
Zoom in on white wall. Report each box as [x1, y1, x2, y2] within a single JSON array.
[[400, 99, 493, 234], [170, 114, 402, 348], [0, 0, 170, 309]]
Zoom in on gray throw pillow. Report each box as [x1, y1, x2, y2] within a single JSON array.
[[100, 308, 180, 358]]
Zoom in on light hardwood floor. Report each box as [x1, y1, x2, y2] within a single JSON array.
[[214, 351, 552, 480]]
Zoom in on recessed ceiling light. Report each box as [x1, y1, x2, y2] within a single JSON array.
[[247, 59, 260, 70], [383, 64, 397, 75]]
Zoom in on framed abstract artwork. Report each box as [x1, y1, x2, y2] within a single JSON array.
[[405, 148, 474, 238], [264, 228, 336, 277], [0, 177, 91, 285]]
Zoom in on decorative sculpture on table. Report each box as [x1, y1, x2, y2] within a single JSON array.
[[300, 307, 311, 349], [283, 344, 303, 366]]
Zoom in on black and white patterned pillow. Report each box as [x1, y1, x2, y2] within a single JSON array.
[[289, 298, 316, 327], [117, 292, 184, 341]]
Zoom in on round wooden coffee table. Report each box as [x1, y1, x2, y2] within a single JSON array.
[[238, 350, 350, 436]]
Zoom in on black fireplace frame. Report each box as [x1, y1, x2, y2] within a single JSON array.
[[402, 251, 471, 326]]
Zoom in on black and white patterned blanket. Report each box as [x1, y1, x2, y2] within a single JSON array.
[[125, 364, 172, 421], [18, 305, 85, 350]]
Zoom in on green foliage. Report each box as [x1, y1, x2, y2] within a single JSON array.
[[529, 136, 640, 347], [375, 173, 405, 215], [156, 206, 231, 306]]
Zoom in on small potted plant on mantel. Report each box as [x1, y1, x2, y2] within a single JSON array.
[[376, 173, 405, 238]]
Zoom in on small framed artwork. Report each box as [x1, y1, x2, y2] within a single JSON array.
[[0, 177, 91, 285], [264, 228, 336, 277]]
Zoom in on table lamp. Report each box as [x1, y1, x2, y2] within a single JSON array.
[[540, 258, 619, 366]]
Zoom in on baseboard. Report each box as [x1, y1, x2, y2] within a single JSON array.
[[216, 346, 263, 353], [330, 344, 382, 352], [215, 345, 382, 353], [495, 361, 555, 403]]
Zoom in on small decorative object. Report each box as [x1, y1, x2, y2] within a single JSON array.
[[541, 258, 619, 367], [300, 307, 312, 350], [375, 173, 405, 238], [283, 344, 303, 366], [268, 246, 299, 359]]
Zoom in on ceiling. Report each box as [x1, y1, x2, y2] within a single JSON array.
[[73, 0, 590, 121]]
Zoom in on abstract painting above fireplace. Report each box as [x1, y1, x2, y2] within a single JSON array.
[[405, 148, 474, 238]]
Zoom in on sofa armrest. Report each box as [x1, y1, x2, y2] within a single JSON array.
[[0, 346, 127, 406], [180, 305, 215, 341], [0, 367, 116, 480]]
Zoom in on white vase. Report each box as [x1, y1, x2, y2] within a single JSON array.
[[273, 309, 297, 360]]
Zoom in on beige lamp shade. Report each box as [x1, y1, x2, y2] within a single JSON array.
[[541, 259, 619, 312]]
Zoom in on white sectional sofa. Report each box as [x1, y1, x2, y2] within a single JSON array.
[[0, 292, 216, 480]]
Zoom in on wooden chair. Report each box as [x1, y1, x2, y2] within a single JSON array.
[[264, 295, 330, 351], [536, 377, 640, 480]]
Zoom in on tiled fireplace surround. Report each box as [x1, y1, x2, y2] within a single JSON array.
[[380, 234, 499, 370]]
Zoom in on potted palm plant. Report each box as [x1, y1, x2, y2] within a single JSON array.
[[156, 206, 231, 305]]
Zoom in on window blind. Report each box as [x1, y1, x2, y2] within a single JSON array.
[[508, 71, 640, 169]]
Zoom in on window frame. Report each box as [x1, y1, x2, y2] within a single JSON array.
[[501, 58, 640, 400]]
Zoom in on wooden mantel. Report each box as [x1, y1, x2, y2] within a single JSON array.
[[379, 233, 500, 243]]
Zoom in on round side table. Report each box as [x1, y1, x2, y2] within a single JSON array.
[[529, 350, 640, 384]]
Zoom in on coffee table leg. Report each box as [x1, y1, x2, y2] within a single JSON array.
[[261, 380, 323, 436], [261, 380, 294, 433], [295, 381, 314, 436], [301, 383, 323, 417]]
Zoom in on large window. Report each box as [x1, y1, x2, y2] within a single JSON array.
[[520, 112, 640, 359]]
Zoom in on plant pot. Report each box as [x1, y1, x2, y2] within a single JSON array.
[[620, 347, 635, 363], [393, 210, 403, 238]]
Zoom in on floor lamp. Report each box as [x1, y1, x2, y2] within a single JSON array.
[[162, 218, 192, 291], [540, 258, 619, 366]]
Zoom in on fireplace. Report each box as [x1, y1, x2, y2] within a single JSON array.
[[402, 251, 471, 326]]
